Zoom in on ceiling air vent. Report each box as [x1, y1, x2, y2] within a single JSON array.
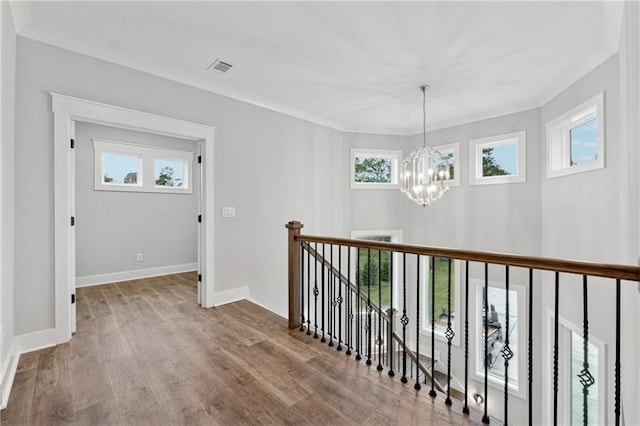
[[207, 59, 233, 74]]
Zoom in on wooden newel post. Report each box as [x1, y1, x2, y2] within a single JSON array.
[[286, 221, 304, 329]]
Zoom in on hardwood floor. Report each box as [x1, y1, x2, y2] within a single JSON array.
[[2, 272, 485, 425]]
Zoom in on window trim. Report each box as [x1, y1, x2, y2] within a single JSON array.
[[546, 92, 605, 179], [472, 278, 527, 399], [433, 142, 460, 187], [469, 131, 527, 185], [545, 315, 607, 426], [93, 138, 194, 194], [350, 148, 401, 189], [419, 256, 461, 346]]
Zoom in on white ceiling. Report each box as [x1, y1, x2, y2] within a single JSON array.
[[12, 1, 624, 135]]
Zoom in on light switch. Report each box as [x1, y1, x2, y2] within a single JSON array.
[[222, 207, 236, 218]]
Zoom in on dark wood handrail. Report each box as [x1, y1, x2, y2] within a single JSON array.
[[295, 234, 640, 282]]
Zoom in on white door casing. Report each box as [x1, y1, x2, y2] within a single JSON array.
[[52, 93, 215, 344]]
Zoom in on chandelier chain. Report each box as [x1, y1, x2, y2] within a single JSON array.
[[422, 86, 427, 148]]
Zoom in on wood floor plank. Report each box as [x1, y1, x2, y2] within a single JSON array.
[[2, 272, 486, 426], [71, 398, 122, 426]]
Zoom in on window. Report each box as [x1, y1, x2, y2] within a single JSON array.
[[102, 153, 141, 186], [351, 230, 402, 310], [469, 131, 526, 185], [473, 279, 526, 397], [432, 142, 460, 187], [350, 148, 401, 189], [420, 257, 461, 345], [553, 319, 605, 426], [546, 93, 604, 178], [94, 139, 194, 194]]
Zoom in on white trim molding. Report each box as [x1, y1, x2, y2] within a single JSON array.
[[76, 263, 198, 288], [52, 93, 216, 346], [469, 131, 527, 186], [0, 336, 18, 409], [211, 287, 250, 306]]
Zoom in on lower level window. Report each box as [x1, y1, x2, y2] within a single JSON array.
[[474, 279, 526, 397]]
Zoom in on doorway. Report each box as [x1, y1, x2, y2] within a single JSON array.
[[52, 93, 215, 344]]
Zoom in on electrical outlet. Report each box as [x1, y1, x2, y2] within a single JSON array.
[[136, 253, 143, 262], [221, 207, 236, 218]]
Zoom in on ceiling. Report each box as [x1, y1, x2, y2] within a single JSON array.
[[12, 1, 624, 135]]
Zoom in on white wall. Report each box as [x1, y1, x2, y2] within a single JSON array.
[[74, 122, 198, 282], [0, 0, 17, 408]]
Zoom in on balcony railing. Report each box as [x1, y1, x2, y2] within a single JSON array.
[[286, 221, 640, 425]]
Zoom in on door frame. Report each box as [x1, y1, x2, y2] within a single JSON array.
[[52, 93, 216, 344]]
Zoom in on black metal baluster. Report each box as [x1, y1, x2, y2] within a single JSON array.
[[300, 244, 305, 332], [578, 275, 595, 426], [356, 248, 362, 361], [463, 260, 470, 415], [615, 278, 621, 426], [377, 250, 383, 371], [337, 246, 343, 351], [445, 258, 454, 406], [313, 242, 319, 339], [415, 255, 422, 391], [528, 268, 533, 426], [401, 253, 408, 383], [366, 249, 373, 366], [321, 244, 326, 342], [346, 247, 352, 356], [388, 253, 395, 377], [307, 245, 311, 335], [327, 244, 335, 346], [502, 266, 514, 426], [429, 256, 436, 398], [482, 263, 490, 424], [553, 271, 559, 426]]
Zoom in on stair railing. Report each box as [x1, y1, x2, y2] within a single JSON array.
[[286, 221, 640, 426]]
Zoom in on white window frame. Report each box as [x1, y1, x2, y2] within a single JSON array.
[[469, 131, 526, 185], [544, 314, 607, 426], [350, 229, 403, 310], [94, 138, 193, 194], [546, 93, 605, 179], [472, 278, 527, 399], [350, 148, 401, 189], [433, 142, 460, 187], [420, 256, 461, 346]]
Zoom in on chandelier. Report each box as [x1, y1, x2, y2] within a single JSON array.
[[400, 85, 450, 206]]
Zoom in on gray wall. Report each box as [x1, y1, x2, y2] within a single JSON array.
[[403, 107, 542, 424], [342, 132, 410, 235], [74, 122, 198, 280], [1, 1, 17, 391], [14, 37, 345, 334]]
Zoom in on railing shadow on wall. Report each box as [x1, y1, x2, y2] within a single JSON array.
[[286, 221, 640, 426]]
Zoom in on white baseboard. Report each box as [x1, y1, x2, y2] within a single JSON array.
[[16, 328, 58, 354], [1, 337, 18, 409], [211, 287, 249, 306], [76, 263, 198, 287]]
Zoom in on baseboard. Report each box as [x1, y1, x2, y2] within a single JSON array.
[[0, 338, 18, 409], [16, 328, 58, 354], [211, 287, 249, 306], [246, 297, 287, 320], [76, 263, 198, 287]]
